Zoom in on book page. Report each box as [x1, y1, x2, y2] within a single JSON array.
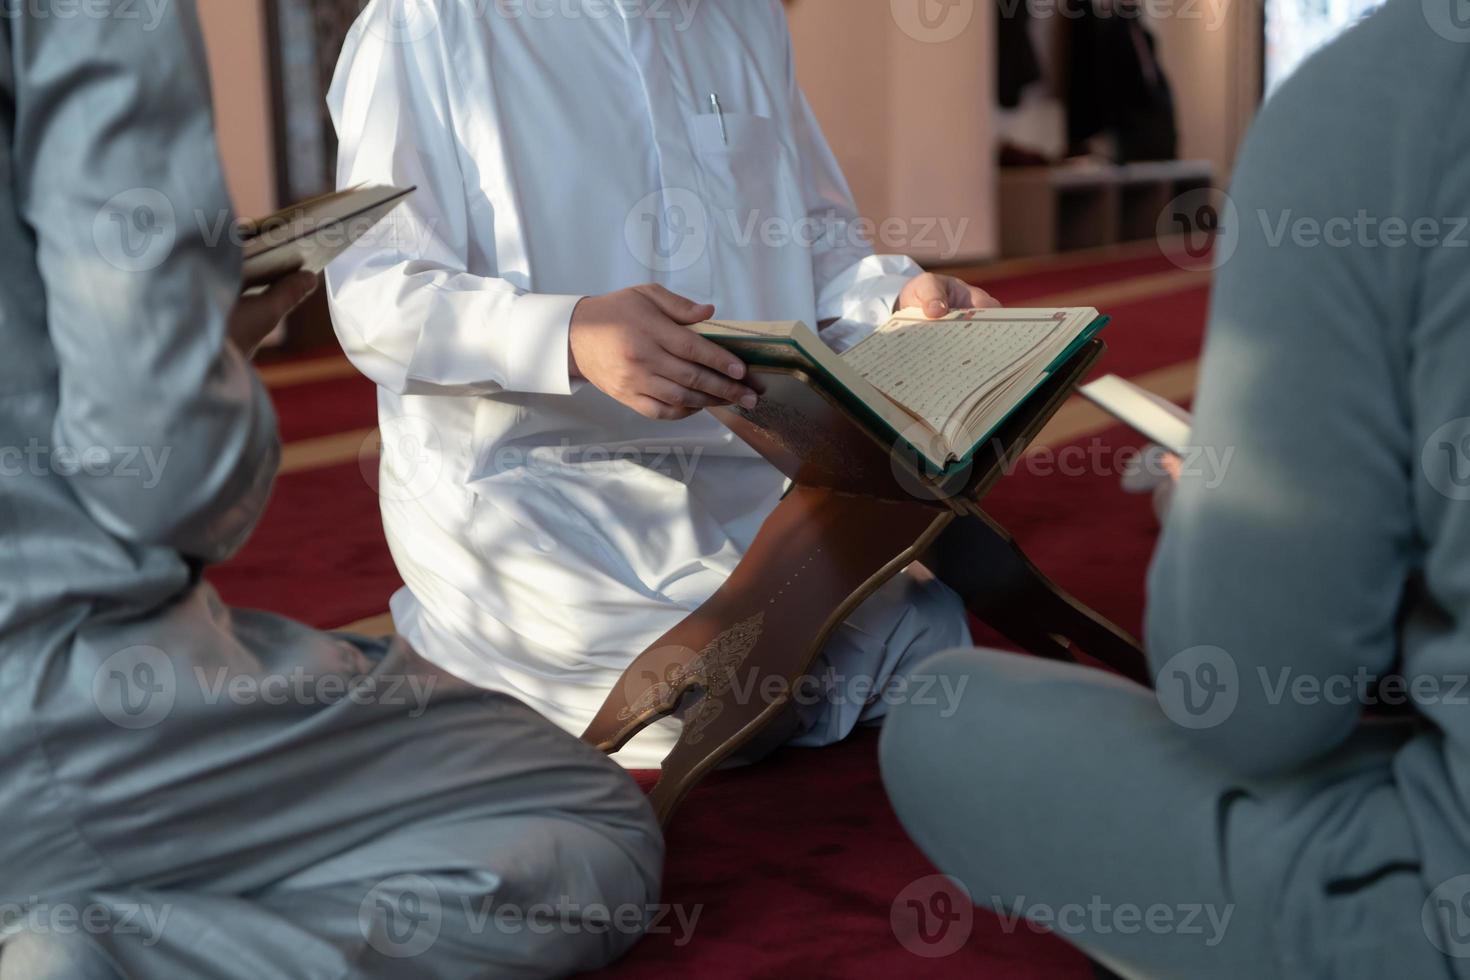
[[1080, 374, 1193, 456], [841, 311, 1062, 432]]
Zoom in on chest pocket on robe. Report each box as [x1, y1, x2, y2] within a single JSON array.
[[687, 111, 798, 248]]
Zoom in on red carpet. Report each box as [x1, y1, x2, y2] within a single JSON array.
[[269, 374, 377, 443], [973, 247, 1190, 302], [603, 729, 1092, 979], [209, 245, 1209, 975]]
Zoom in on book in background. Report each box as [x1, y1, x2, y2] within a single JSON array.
[[241, 184, 414, 291], [237, 184, 413, 351]]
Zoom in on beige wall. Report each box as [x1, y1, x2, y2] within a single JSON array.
[[198, 0, 277, 218], [791, 0, 1262, 264], [191, 0, 1255, 258], [1151, 0, 1262, 180], [788, 0, 999, 264], [196, 0, 998, 258]]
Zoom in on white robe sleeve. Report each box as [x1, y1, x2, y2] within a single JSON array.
[[13, 0, 277, 563], [778, 15, 920, 353], [324, 3, 581, 398]]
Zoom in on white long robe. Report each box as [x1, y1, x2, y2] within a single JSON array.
[[326, 0, 969, 767]]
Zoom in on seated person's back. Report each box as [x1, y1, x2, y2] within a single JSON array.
[[880, 2, 1470, 976]]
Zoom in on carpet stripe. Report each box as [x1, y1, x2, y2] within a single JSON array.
[[258, 356, 359, 388], [270, 374, 379, 443], [943, 237, 1193, 284], [279, 428, 377, 475], [338, 612, 396, 636], [1021, 267, 1208, 311]]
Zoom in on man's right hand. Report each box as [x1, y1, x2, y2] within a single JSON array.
[[569, 284, 759, 420], [227, 271, 320, 360]]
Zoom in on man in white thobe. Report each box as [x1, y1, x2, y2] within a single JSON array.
[[327, 0, 991, 767]]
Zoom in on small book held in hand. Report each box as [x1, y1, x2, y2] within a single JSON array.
[[694, 307, 1108, 472], [240, 184, 415, 289], [1079, 374, 1193, 456]]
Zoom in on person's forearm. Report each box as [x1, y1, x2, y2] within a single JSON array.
[[327, 258, 584, 398]]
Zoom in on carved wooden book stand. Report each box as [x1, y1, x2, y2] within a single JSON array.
[[582, 340, 1149, 823]]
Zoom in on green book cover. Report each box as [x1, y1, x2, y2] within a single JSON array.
[[706, 315, 1110, 477]]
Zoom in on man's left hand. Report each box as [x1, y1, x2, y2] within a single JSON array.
[[897, 273, 1001, 318]]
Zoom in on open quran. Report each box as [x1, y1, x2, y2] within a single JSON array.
[[695, 307, 1107, 471]]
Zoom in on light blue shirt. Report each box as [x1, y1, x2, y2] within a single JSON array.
[[1148, 0, 1470, 890], [0, 4, 278, 637]]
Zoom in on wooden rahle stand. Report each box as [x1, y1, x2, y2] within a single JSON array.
[[581, 340, 1149, 824]]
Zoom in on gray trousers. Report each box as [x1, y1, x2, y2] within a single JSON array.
[[0, 589, 663, 979], [880, 648, 1456, 980]]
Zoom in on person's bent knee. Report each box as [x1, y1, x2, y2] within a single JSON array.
[[881, 647, 1016, 824], [881, 646, 1141, 836], [564, 752, 665, 908], [493, 696, 665, 896], [504, 815, 666, 974], [512, 743, 664, 970], [883, 646, 1016, 758]]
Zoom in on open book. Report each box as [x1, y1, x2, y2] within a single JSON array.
[[1079, 374, 1193, 456], [695, 307, 1107, 471], [240, 184, 414, 289]]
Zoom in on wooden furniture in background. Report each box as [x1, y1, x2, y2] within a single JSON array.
[[999, 160, 1214, 259]]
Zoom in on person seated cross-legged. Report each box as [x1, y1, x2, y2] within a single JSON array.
[[0, 5, 661, 977], [881, 2, 1470, 977]]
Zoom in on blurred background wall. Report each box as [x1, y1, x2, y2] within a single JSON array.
[[194, 0, 1365, 269], [199, 0, 277, 217]]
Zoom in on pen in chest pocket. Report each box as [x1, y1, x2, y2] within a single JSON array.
[[708, 93, 728, 146]]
